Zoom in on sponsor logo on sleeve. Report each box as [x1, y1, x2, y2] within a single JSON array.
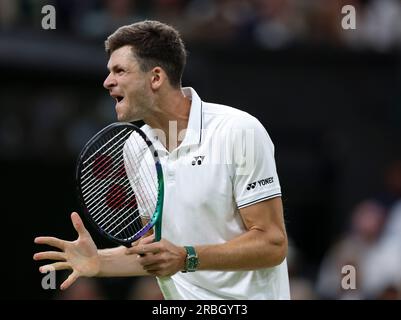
[[246, 177, 274, 191]]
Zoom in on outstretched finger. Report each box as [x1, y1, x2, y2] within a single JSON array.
[[33, 251, 66, 261], [34, 237, 65, 250], [39, 262, 70, 273], [71, 212, 89, 237], [60, 270, 79, 290]]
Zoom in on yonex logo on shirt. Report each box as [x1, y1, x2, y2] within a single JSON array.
[[247, 182, 256, 190], [246, 177, 274, 191], [192, 156, 205, 166]]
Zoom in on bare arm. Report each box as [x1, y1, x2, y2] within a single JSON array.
[[196, 197, 288, 270], [97, 245, 149, 277], [126, 197, 288, 275]]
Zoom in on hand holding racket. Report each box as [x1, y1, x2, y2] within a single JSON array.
[[124, 233, 187, 277]]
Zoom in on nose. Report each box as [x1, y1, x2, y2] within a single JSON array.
[[103, 73, 117, 89]]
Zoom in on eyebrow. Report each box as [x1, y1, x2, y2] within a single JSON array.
[[107, 64, 124, 72]]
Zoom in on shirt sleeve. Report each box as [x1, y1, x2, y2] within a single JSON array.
[[229, 115, 282, 209]]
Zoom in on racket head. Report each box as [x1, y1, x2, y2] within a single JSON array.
[[76, 122, 164, 246]]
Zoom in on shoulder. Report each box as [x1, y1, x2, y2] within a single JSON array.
[[202, 102, 266, 132]]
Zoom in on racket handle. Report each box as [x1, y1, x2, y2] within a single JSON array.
[[155, 219, 162, 242]]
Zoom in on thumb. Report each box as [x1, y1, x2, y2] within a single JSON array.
[[71, 212, 89, 237]]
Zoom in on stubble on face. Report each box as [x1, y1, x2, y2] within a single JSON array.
[[107, 46, 152, 122]]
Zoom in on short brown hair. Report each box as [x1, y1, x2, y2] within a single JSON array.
[[105, 20, 187, 88]]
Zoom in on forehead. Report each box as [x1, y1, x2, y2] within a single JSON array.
[[107, 45, 138, 69]]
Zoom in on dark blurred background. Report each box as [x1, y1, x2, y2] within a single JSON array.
[[1, 0, 401, 300]]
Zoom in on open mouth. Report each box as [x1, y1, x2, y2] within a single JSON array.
[[115, 95, 124, 103]]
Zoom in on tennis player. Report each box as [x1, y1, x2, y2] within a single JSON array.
[[34, 20, 290, 300]]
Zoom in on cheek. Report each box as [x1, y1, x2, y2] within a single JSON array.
[[127, 82, 144, 100], [123, 77, 150, 108], [135, 84, 151, 104]]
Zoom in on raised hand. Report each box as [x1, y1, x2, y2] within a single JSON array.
[[34, 212, 100, 290]]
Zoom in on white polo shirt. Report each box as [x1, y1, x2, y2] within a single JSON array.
[[141, 87, 290, 300]]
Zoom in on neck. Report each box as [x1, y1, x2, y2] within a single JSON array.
[[143, 88, 191, 152]]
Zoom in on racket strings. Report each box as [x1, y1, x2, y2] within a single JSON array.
[[82, 128, 129, 165], [81, 156, 124, 197], [116, 132, 158, 239], [83, 155, 135, 208], [81, 133, 135, 193], [82, 130, 136, 203], [125, 133, 158, 217], [112, 132, 158, 238], [92, 182, 136, 221], [81, 136, 149, 205], [81, 129, 132, 183], [79, 128, 159, 242], [98, 202, 139, 230]]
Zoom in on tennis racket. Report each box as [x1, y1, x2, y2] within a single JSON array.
[[76, 122, 164, 246]]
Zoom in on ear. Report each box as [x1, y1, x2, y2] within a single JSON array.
[[150, 67, 165, 90]]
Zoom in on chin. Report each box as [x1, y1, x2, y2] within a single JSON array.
[[116, 103, 142, 122], [115, 111, 124, 122], [115, 109, 130, 122], [117, 113, 141, 123]]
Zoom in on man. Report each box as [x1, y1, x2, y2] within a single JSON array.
[[34, 20, 290, 300]]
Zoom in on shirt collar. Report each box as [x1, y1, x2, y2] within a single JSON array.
[[142, 87, 203, 151], [180, 87, 203, 147]]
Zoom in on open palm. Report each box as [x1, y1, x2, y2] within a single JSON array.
[[34, 212, 100, 290]]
